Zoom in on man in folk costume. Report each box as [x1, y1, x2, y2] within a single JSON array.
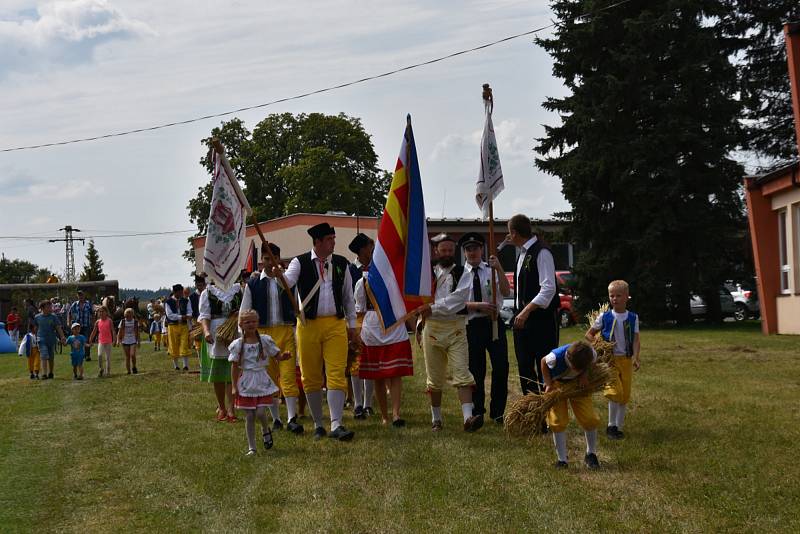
[[165, 283, 193, 371], [507, 214, 559, 405], [240, 242, 304, 435], [417, 233, 484, 433], [199, 277, 243, 422], [275, 222, 357, 441], [347, 233, 376, 420], [459, 232, 512, 425]]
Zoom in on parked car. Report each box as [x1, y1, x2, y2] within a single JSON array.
[[689, 287, 736, 319], [499, 297, 515, 327], [724, 280, 760, 321]]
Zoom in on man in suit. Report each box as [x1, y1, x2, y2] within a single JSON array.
[[507, 214, 559, 400]]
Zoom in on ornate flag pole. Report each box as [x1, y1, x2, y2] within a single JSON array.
[[482, 84, 500, 340], [210, 138, 302, 322]]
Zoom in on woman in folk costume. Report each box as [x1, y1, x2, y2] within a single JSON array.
[[273, 222, 358, 442], [199, 276, 243, 423], [165, 284, 193, 371], [240, 243, 304, 434], [354, 270, 413, 427]]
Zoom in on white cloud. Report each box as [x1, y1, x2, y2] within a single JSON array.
[[0, 0, 153, 77], [27, 178, 105, 199], [430, 118, 532, 164]]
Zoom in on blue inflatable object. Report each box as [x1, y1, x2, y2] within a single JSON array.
[[0, 322, 16, 354]]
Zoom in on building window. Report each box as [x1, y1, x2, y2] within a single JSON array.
[[778, 210, 790, 294]]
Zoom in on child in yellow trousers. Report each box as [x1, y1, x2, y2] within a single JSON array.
[[19, 330, 40, 379], [541, 341, 600, 469]]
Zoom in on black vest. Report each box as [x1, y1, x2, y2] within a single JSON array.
[[515, 239, 560, 317], [165, 297, 189, 324], [247, 277, 295, 326], [207, 289, 242, 319], [296, 252, 348, 319], [189, 292, 200, 319]]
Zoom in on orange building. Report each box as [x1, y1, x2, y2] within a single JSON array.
[[744, 22, 800, 335]]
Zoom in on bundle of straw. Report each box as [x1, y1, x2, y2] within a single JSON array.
[[504, 362, 616, 440], [213, 314, 240, 346], [585, 303, 615, 364], [189, 322, 204, 341]]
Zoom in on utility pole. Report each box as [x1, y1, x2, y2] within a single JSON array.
[[49, 226, 84, 282]]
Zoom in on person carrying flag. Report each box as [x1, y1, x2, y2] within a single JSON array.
[[272, 222, 358, 442]]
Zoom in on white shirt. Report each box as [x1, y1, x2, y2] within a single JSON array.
[[354, 276, 409, 346], [515, 236, 556, 310], [165, 298, 193, 322], [283, 250, 356, 328], [592, 310, 639, 355], [430, 264, 472, 320], [240, 271, 290, 326], [464, 261, 505, 322]]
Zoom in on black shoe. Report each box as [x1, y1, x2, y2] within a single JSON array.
[[364, 407, 374, 416], [391, 418, 406, 428], [132, 367, 138, 374], [174, 367, 180, 371], [607, 425, 623, 440], [30, 373, 35, 380], [77, 376, 84, 380], [584, 453, 600, 469], [272, 420, 284, 431], [41, 375, 49, 381], [183, 366, 189, 371], [313, 426, 326, 441], [48, 373, 54, 379], [541, 422, 549, 435], [554, 461, 568, 469], [263, 428, 274, 450], [463, 414, 484, 433], [329, 426, 355, 442], [287, 418, 304, 434], [85, 356, 91, 361], [353, 405, 365, 419], [492, 415, 504, 425]]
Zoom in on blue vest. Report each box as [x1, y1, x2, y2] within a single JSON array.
[[549, 344, 572, 381], [600, 310, 637, 357], [247, 277, 295, 327]]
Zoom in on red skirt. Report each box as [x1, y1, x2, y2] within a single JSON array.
[[234, 394, 274, 410], [358, 340, 413, 379]]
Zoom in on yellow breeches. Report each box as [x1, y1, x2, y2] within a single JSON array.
[[154, 332, 162, 344], [296, 316, 348, 393], [547, 393, 599, 433], [422, 319, 474, 391], [604, 356, 633, 405], [27, 347, 41, 373], [259, 325, 299, 398], [167, 323, 192, 358]]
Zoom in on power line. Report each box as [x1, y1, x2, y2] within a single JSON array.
[[0, 229, 196, 240], [0, 0, 632, 154]]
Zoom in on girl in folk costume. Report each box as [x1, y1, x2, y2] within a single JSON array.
[[165, 284, 193, 371], [354, 275, 414, 426], [229, 309, 291, 456], [117, 308, 140, 374], [150, 313, 163, 351], [89, 306, 114, 377], [19, 327, 40, 380], [199, 277, 243, 423]]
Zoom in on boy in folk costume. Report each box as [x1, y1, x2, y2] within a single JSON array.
[[347, 233, 376, 419], [417, 233, 483, 433], [586, 279, 641, 440], [19, 327, 40, 379], [541, 341, 601, 469], [272, 222, 358, 441], [165, 284, 193, 371], [241, 243, 304, 434]]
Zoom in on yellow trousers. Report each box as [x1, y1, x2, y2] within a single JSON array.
[[153, 332, 162, 346], [422, 318, 474, 391], [27, 347, 41, 374], [547, 393, 599, 432], [167, 323, 192, 358], [259, 325, 299, 397], [604, 356, 633, 405], [296, 316, 348, 393]]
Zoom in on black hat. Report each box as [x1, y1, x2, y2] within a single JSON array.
[[172, 284, 184, 292], [261, 242, 280, 257], [308, 222, 335, 240], [348, 233, 371, 254], [194, 273, 207, 284], [240, 269, 251, 281], [458, 232, 485, 248], [431, 233, 456, 245]]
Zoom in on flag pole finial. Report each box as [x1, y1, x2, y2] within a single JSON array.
[[482, 83, 493, 112]]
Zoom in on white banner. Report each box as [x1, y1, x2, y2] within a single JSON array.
[[475, 103, 504, 217], [203, 152, 252, 289]]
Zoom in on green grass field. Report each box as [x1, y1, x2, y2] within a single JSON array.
[[0, 322, 798, 533]]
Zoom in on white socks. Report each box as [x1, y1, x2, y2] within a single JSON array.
[[268, 403, 281, 424], [285, 396, 298, 421], [182, 357, 189, 368], [585, 429, 597, 454], [553, 431, 568, 462], [351, 376, 364, 407], [461, 402, 474, 423], [245, 411, 257, 451], [609, 401, 627, 429], [328, 389, 346, 431], [431, 406, 442, 422], [306, 390, 324, 428], [364, 379, 374, 409]]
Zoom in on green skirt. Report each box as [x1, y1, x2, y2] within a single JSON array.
[[200, 341, 232, 383]]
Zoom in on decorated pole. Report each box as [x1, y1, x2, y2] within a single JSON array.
[[210, 139, 303, 323], [482, 84, 500, 340]]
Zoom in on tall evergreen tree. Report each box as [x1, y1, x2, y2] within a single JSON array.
[[79, 240, 106, 281], [536, 0, 744, 323]]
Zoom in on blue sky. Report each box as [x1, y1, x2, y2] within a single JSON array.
[[0, 0, 570, 288]]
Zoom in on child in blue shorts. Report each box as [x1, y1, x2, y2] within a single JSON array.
[[66, 322, 88, 380], [34, 300, 66, 380]]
